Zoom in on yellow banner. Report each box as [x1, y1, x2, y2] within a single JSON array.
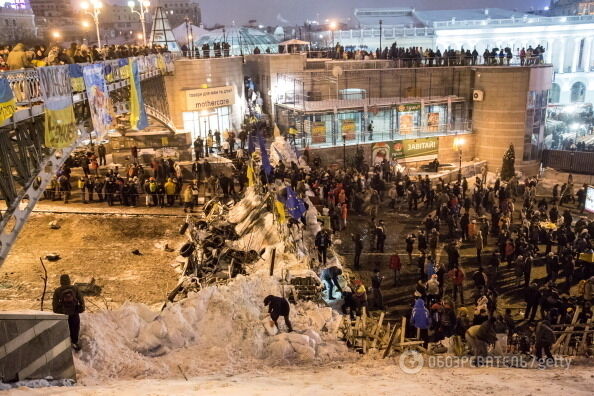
[[45, 106, 77, 149], [247, 162, 255, 187], [0, 98, 16, 123]]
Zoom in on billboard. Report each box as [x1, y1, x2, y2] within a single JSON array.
[[586, 185, 594, 214], [186, 86, 236, 110]]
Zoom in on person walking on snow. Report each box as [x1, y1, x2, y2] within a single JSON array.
[[52, 274, 85, 351], [263, 295, 293, 332]]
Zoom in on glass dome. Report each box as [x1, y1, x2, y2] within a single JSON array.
[[194, 27, 279, 56]]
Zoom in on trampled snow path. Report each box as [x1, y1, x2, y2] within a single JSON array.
[[5, 361, 594, 396]]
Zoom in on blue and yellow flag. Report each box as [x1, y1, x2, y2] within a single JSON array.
[[257, 128, 272, 178], [68, 64, 85, 93], [0, 77, 16, 123], [128, 59, 148, 130], [38, 65, 77, 148]]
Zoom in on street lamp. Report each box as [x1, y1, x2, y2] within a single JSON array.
[[342, 132, 347, 168], [52, 30, 62, 40], [329, 20, 337, 49], [379, 19, 383, 56], [128, 0, 150, 47], [81, 0, 103, 48], [453, 136, 465, 182]]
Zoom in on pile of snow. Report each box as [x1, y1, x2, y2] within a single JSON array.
[[0, 379, 74, 390], [75, 275, 350, 384]]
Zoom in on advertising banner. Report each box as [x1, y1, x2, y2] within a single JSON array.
[[311, 121, 326, 144], [340, 119, 357, 140], [186, 86, 236, 110], [38, 65, 77, 148], [83, 63, 114, 139], [0, 77, 15, 123], [398, 113, 414, 135], [390, 137, 439, 161], [427, 112, 440, 132], [371, 142, 390, 166], [128, 59, 148, 131], [397, 103, 421, 112]]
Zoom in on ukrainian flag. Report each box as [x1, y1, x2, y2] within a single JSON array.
[[68, 64, 85, 93], [0, 77, 16, 123]]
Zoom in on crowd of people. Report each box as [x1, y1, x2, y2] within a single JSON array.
[[312, 42, 546, 67], [0, 42, 171, 71], [280, 147, 593, 363]]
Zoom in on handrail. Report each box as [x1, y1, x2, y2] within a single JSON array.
[[432, 14, 594, 28]]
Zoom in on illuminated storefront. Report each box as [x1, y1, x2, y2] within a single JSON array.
[[182, 86, 236, 140]]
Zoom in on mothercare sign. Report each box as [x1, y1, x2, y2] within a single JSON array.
[[186, 86, 236, 110]]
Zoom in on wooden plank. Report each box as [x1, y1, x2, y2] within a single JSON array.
[[382, 322, 400, 358], [400, 316, 406, 345], [370, 312, 385, 349]]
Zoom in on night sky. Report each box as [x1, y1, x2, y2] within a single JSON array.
[[200, 0, 551, 26]]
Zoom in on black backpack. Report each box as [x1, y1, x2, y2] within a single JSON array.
[[60, 288, 78, 315]]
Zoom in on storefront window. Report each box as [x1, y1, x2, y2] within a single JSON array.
[[425, 104, 447, 133], [523, 90, 548, 161], [396, 103, 421, 137], [183, 107, 231, 140]]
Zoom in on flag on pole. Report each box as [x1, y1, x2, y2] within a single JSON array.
[[247, 161, 255, 187], [248, 131, 256, 154], [257, 129, 272, 177], [274, 200, 287, 224], [285, 186, 307, 220]]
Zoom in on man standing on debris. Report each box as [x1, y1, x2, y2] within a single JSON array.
[[323, 265, 343, 300], [263, 295, 293, 332], [315, 228, 332, 265], [52, 274, 85, 351]]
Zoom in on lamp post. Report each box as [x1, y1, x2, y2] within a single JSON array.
[[379, 19, 383, 56], [128, 0, 150, 47], [453, 136, 465, 183], [329, 21, 337, 50], [80, 0, 103, 48], [342, 132, 347, 168]]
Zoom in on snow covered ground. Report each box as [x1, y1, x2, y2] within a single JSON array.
[[5, 360, 594, 395]]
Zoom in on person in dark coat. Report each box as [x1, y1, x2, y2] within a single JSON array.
[[263, 295, 293, 332], [535, 319, 555, 361], [52, 274, 85, 351], [524, 282, 541, 321], [352, 232, 363, 270]]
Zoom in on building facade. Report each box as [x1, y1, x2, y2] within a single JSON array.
[[321, 8, 594, 106], [0, 5, 36, 43], [160, 0, 201, 27]]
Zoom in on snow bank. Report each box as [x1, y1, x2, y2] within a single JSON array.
[[75, 275, 350, 384]]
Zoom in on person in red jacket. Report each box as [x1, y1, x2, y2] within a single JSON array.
[[448, 265, 466, 305], [390, 253, 402, 286]]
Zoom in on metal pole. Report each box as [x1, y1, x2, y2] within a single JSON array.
[[343, 137, 346, 168], [94, 10, 102, 48], [140, 4, 147, 46], [458, 148, 462, 183], [379, 19, 383, 56]]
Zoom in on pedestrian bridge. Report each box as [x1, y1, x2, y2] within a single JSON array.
[[0, 54, 177, 265]]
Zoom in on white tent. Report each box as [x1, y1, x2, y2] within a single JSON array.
[[172, 23, 209, 46], [279, 39, 310, 53]]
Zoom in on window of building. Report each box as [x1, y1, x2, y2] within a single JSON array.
[[570, 81, 586, 103], [549, 83, 561, 104], [523, 90, 548, 161]]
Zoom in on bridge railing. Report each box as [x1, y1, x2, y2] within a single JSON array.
[[0, 53, 176, 108], [3, 68, 42, 106]]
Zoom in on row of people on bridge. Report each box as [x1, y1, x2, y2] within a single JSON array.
[[315, 43, 546, 66], [0, 42, 171, 71]]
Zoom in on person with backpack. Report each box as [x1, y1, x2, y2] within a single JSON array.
[[52, 274, 85, 351]]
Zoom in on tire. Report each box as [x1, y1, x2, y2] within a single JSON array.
[[180, 242, 196, 258]]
